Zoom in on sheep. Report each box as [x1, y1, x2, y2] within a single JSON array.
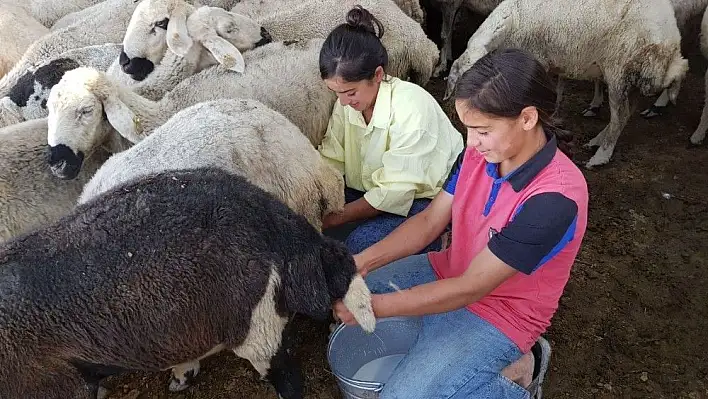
[[0, 43, 123, 129], [116, 0, 272, 82], [229, 0, 440, 86], [582, 0, 708, 118], [0, 5, 271, 128], [429, 0, 504, 78], [0, 3, 50, 79], [77, 98, 344, 231], [689, 6, 708, 145], [229, 0, 426, 25], [0, 166, 375, 399], [443, 0, 690, 168], [1, 0, 106, 27], [55, 97, 344, 391], [0, 118, 115, 242], [392, 0, 426, 26], [46, 38, 338, 181]]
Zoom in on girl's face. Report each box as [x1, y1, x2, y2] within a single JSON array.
[[324, 66, 384, 113], [454, 100, 541, 165]]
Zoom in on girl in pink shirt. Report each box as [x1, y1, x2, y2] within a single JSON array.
[[334, 48, 589, 399]]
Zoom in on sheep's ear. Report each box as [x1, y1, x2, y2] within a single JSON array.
[[201, 35, 245, 73], [102, 93, 144, 144], [166, 4, 193, 57]]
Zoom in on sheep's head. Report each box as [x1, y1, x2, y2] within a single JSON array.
[[120, 0, 194, 81], [120, 0, 272, 81], [186, 6, 273, 73], [46, 68, 110, 180]]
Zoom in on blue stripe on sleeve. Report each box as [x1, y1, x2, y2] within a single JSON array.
[[488, 192, 578, 274]]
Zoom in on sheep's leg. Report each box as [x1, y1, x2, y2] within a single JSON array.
[[585, 84, 635, 168], [690, 69, 708, 145], [581, 79, 603, 117], [168, 360, 200, 392], [639, 89, 670, 118], [433, 0, 464, 78]]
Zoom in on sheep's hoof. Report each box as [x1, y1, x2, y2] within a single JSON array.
[[584, 153, 611, 169], [168, 378, 191, 392], [580, 106, 600, 117], [432, 63, 447, 79], [689, 134, 705, 147], [639, 105, 665, 119]]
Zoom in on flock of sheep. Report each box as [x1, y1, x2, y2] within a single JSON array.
[[0, 0, 705, 397]]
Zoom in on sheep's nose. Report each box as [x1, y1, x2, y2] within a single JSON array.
[[260, 27, 272, 43], [119, 50, 130, 67]]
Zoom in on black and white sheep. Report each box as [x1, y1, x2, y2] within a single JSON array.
[[0, 43, 123, 128], [115, 0, 271, 82], [0, 166, 375, 399]]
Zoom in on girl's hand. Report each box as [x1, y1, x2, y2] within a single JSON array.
[[333, 299, 359, 326]]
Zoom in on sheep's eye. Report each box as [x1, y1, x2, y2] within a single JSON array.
[[155, 18, 169, 30], [79, 107, 93, 116]]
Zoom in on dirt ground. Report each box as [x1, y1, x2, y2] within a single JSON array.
[[103, 8, 708, 399]]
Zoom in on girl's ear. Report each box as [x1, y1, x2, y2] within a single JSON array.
[[520, 106, 539, 131], [374, 65, 385, 83]]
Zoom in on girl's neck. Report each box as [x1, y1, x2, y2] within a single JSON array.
[[499, 127, 547, 177]]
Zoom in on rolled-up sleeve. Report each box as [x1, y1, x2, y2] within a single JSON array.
[[317, 103, 346, 176], [364, 128, 440, 216]]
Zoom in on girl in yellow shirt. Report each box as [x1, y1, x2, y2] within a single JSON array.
[[317, 5, 464, 254]]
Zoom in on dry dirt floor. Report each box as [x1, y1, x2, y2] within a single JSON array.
[[103, 8, 708, 399]]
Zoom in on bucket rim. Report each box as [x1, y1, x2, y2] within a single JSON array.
[[326, 316, 420, 390]]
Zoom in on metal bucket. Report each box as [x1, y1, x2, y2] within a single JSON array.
[[327, 316, 422, 399]]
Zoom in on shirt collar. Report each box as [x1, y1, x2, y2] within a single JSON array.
[[347, 75, 394, 131], [485, 131, 557, 192]]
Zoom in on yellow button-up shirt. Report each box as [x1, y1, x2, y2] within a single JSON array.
[[318, 76, 464, 217]]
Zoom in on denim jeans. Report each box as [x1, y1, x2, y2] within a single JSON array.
[[364, 253, 531, 399], [323, 188, 442, 254]]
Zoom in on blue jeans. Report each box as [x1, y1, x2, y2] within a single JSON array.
[[365, 254, 530, 399], [323, 188, 442, 254]]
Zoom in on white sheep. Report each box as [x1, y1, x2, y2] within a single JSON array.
[[429, 0, 504, 78], [689, 6, 708, 145], [230, 0, 440, 86], [443, 0, 689, 168], [77, 97, 344, 231], [582, 0, 708, 119], [0, 118, 116, 242], [0, 3, 50, 79], [0, 165, 374, 399], [46, 38, 338, 179]]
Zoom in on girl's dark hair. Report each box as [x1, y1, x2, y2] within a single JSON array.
[[319, 5, 388, 82], [454, 48, 574, 158]]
